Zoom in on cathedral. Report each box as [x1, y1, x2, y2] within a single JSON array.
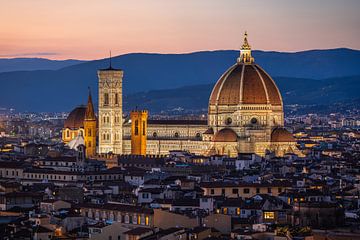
[[63, 33, 301, 158]]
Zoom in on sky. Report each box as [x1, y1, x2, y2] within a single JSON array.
[[0, 0, 359, 60]]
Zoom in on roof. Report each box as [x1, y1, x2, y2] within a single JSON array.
[[147, 119, 207, 125], [78, 203, 153, 214], [209, 63, 282, 106], [271, 128, 295, 142], [200, 181, 292, 188], [124, 227, 153, 235], [213, 128, 238, 142], [85, 91, 96, 120], [64, 106, 86, 129]]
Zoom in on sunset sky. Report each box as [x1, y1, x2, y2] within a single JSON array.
[[0, 0, 359, 60]]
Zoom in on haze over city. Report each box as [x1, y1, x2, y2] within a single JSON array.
[[1, 0, 360, 60]]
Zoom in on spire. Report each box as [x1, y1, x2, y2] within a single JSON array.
[[237, 31, 254, 64], [85, 87, 96, 120]]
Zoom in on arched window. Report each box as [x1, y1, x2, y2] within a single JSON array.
[[104, 93, 109, 106], [135, 120, 139, 135], [115, 93, 119, 105], [142, 121, 146, 135]]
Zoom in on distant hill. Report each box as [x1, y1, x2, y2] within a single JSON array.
[[0, 48, 359, 112], [123, 75, 360, 113], [0, 58, 85, 72]]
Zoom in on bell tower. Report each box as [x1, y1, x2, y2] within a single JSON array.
[[84, 89, 97, 158], [130, 110, 148, 155], [98, 55, 123, 154]]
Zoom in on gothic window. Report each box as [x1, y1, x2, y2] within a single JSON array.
[[135, 120, 139, 135], [153, 132, 157, 138], [88, 141, 91, 147], [88, 129, 92, 137], [104, 93, 109, 106], [115, 93, 119, 105], [107, 116, 110, 123], [250, 118, 258, 124], [66, 130, 70, 138], [142, 121, 146, 135], [174, 132, 179, 138]]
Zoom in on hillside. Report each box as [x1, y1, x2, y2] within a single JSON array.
[[0, 58, 85, 72], [0, 48, 359, 112], [123, 75, 360, 113]]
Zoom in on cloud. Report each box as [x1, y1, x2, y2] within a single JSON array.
[[0, 52, 59, 58]]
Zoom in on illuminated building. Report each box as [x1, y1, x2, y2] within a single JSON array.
[[97, 63, 123, 154], [62, 90, 97, 158], [65, 32, 301, 157], [130, 110, 148, 155]]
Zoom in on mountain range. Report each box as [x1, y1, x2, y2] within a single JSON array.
[[0, 48, 359, 112], [0, 58, 85, 73]]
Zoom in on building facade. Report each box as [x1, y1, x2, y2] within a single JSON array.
[[98, 66, 123, 154], [64, 33, 301, 157]]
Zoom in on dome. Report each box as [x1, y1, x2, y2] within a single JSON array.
[[64, 106, 86, 129], [209, 64, 282, 106], [271, 128, 295, 142], [213, 128, 238, 142], [209, 33, 282, 107]]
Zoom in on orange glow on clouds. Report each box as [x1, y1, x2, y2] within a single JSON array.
[[0, 0, 359, 60]]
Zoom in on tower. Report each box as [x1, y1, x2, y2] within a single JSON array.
[[130, 110, 148, 155], [84, 89, 97, 158], [98, 58, 123, 154]]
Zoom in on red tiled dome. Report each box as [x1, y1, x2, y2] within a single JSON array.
[[271, 128, 295, 142], [64, 106, 86, 129], [213, 128, 238, 142], [209, 64, 282, 106]]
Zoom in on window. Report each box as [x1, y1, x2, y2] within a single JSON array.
[[210, 189, 215, 195], [104, 93, 109, 106], [264, 211, 275, 219], [221, 188, 225, 195], [232, 188, 239, 194], [115, 93, 118, 105], [225, 117, 232, 125], [135, 120, 139, 135], [268, 188, 272, 194], [256, 188, 260, 194], [88, 129, 92, 137], [145, 216, 149, 226], [66, 130, 70, 138], [174, 132, 179, 138], [152, 132, 157, 138], [142, 121, 146, 135], [243, 188, 250, 194], [250, 118, 258, 124], [236, 208, 241, 215], [223, 208, 228, 214], [88, 141, 92, 148], [278, 187, 282, 193]]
